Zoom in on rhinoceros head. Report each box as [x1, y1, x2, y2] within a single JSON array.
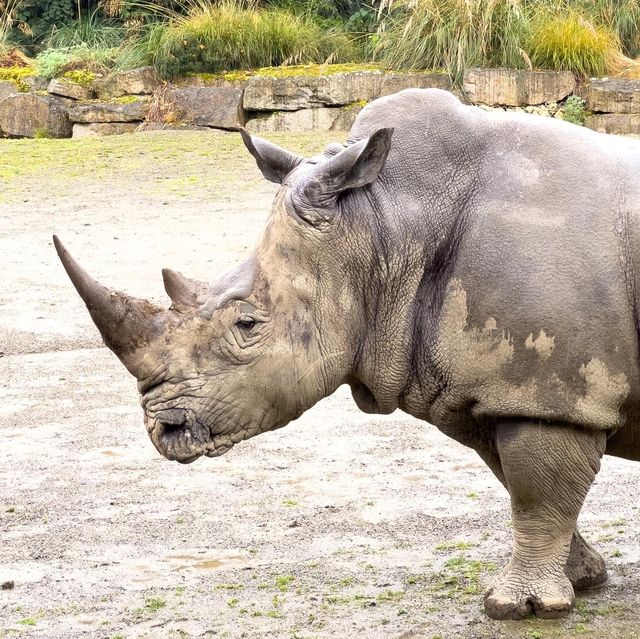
[[55, 127, 393, 463]]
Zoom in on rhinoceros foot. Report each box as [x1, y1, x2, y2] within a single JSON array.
[[565, 530, 608, 591], [484, 569, 574, 620]]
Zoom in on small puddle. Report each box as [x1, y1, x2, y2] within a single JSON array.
[[167, 554, 246, 571], [404, 474, 426, 483], [192, 558, 237, 570]]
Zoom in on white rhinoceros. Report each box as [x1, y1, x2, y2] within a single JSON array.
[[55, 88, 640, 620]]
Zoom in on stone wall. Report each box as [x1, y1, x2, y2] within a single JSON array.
[[1, 66, 640, 139]]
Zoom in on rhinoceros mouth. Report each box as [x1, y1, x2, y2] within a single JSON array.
[[145, 412, 210, 464]]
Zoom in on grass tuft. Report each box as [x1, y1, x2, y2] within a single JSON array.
[[527, 10, 618, 78], [373, 1, 639, 82], [139, 0, 360, 78], [373, 0, 531, 83]]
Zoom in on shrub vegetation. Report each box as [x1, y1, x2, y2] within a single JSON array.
[[142, 0, 360, 77], [0, 0, 639, 81], [371, 0, 531, 83], [527, 10, 617, 78], [372, 0, 640, 79]]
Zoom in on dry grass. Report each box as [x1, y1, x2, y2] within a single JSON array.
[[527, 11, 618, 78], [373, 0, 640, 81], [0, 0, 24, 54]]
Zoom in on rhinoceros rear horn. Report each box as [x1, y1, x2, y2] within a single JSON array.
[[53, 235, 169, 377], [162, 268, 212, 309]]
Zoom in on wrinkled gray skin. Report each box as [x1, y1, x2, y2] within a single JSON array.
[[55, 89, 640, 621]]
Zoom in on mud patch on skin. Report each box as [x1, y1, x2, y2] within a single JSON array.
[[576, 358, 630, 427], [434, 279, 629, 430], [525, 329, 555, 361], [437, 279, 514, 382]]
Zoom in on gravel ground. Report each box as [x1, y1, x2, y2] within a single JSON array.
[[1, 130, 639, 639]]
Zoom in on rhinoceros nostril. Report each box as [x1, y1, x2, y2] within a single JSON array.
[[154, 409, 186, 433]]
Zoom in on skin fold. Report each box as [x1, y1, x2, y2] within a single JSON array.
[[54, 88, 640, 620]]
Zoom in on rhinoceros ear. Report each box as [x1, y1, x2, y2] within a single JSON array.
[[296, 127, 394, 212], [240, 128, 304, 184]]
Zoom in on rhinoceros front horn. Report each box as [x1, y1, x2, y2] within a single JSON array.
[[53, 235, 170, 378]]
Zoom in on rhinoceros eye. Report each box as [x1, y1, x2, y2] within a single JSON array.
[[235, 316, 257, 331]]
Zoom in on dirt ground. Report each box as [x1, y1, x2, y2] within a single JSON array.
[[1, 130, 639, 639]]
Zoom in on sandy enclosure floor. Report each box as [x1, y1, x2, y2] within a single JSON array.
[[0, 131, 639, 639]]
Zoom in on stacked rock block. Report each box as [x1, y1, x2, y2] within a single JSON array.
[[0, 67, 159, 139], [1, 65, 640, 138], [579, 80, 640, 135]]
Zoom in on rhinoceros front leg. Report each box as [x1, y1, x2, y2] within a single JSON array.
[[475, 444, 608, 592], [483, 421, 606, 620]]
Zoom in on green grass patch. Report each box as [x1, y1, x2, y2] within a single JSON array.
[[0, 130, 338, 204], [186, 62, 385, 84], [337, 576, 355, 588], [214, 583, 245, 591], [18, 617, 37, 626], [144, 597, 166, 612], [431, 555, 497, 599], [434, 540, 478, 553], [376, 589, 404, 603], [324, 592, 371, 605], [602, 518, 626, 528], [275, 575, 295, 592], [146, 1, 360, 78]]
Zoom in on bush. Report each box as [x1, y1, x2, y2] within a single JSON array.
[[33, 6, 156, 78], [373, 1, 637, 81], [527, 11, 617, 78], [35, 48, 72, 78], [43, 12, 125, 50], [12, 0, 74, 48], [576, 0, 640, 58], [143, 0, 360, 77], [562, 95, 587, 125], [35, 45, 126, 78], [373, 0, 531, 82]]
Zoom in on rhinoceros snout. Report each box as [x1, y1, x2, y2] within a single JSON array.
[[145, 410, 204, 464]]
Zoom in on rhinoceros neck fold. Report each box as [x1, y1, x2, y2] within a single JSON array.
[[345, 190, 469, 417], [344, 135, 481, 420]]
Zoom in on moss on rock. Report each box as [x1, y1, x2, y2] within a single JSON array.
[[186, 63, 389, 85], [0, 66, 35, 92], [62, 70, 96, 87]]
